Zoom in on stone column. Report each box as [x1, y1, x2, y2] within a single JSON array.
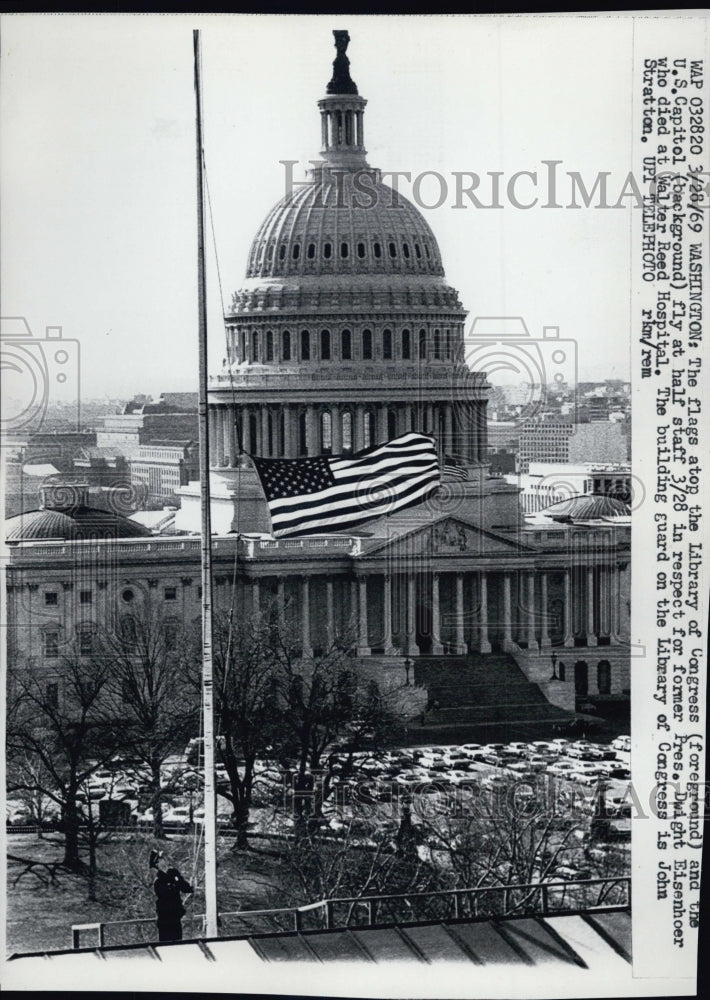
[[208, 408, 217, 466], [354, 406, 364, 451], [276, 577, 285, 623], [301, 577, 312, 658], [431, 572, 444, 655], [563, 568, 574, 647], [376, 405, 387, 444], [539, 571, 551, 649], [405, 573, 417, 655], [479, 572, 491, 653], [502, 573, 514, 650], [326, 579, 334, 647], [383, 574, 396, 655], [610, 564, 621, 643], [251, 579, 260, 617], [586, 565, 598, 645], [241, 406, 250, 454], [261, 406, 270, 458], [357, 577, 370, 656], [526, 572, 538, 651], [305, 406, 318, 456], [455, 572, 466, 654], [283, 404, 293, 458], [225, 406, 237, 467], [444, 406, 453, 456], [331, 405, 342, 453], [425, 402, 434, 436]]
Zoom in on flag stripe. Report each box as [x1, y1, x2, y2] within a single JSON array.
[[271, 468, 441, 535], [251, 432, 440, 537]]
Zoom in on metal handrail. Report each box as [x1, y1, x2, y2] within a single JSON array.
[[71, 876, 630, 949]]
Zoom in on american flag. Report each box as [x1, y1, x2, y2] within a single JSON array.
[[443, 455, 469, 481], [251, 432, 440, 537]]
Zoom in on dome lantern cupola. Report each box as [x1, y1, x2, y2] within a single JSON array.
[[318, 30, 368, 171]]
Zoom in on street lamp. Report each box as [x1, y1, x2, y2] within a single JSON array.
[[404, 658, 412, 686], [549, 651, 559, 681]]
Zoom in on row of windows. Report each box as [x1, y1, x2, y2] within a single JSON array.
[[233, 327, 459, 364], [43, 585, 195, 606], [254, 236, 434, 270], [42, 616, 183, 659]]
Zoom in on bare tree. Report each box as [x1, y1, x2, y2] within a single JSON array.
[[262, 623, 407, 823], [7, 648, 121, 872], [101, 608, 199, 839]]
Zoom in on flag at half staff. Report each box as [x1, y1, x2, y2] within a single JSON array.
[[443, 455, 469, 482], [251, 432, 440, 538]]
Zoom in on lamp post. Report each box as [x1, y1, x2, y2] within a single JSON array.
[[549, 651, 559, 681], [404, 658, 412, 686]]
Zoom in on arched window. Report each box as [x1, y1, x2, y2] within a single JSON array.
[[252, 330, 259, 362], [362, 329, 373, 360], [292, 243, 300, 260], [266, 330, 274, 362], [323, 242, 332, 259], [434, 329, 441, 359], [279, 244, 286, 260], [357, 242, 366, 258], [403, 243, 410, 258], [414, 242, 421, 259], [373, 241, 382, 259], [321, 411, 332, 454], [78, 625, 93, 656], [282, 330, 291, 361], [597, 660, 611, 695], [320, 329, 331, 360], [389, 241, 397, 258], [388, 409, 397, 439], [342, 411, 353, 452], [300, 330, 310, 361], [383, 329, 393, 360], [307, 243, 316, 260], [424, 242, 431, 259], [401, 329, 411, 360], [163, 619, 178, 651], [574, 661, 589, 697], [120, 615, 137, 645], [340, 242, 349, 258], [418, 329, 427, 360], [341, 329, 352, 360]]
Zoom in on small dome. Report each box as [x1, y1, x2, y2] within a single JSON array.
[[4, 506, 152, 542], [542, 494, 631, 521], [246, 174, 444, 280]]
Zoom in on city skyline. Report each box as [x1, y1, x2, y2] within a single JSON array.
[[2, 15, 635, 401]]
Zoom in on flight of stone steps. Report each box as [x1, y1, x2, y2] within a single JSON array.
[[407, 653, 577, 745]]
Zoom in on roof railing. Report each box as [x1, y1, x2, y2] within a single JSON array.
[[71, 876, 630, 950]]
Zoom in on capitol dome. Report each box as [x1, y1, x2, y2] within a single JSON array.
[[196, 28, 497, 537], [246, 175, 445, 281]]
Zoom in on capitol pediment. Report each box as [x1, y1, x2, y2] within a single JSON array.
[[360, 515, 535, 560]]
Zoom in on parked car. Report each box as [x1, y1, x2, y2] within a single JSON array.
[[551, 865, 592, 881]]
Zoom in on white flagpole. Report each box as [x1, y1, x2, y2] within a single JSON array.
[[193, 28, 218, 939]]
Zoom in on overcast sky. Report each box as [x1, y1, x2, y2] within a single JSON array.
[[2, 13, 641, 401]]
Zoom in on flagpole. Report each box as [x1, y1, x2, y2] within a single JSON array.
[[193, 27, 218, 939]]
